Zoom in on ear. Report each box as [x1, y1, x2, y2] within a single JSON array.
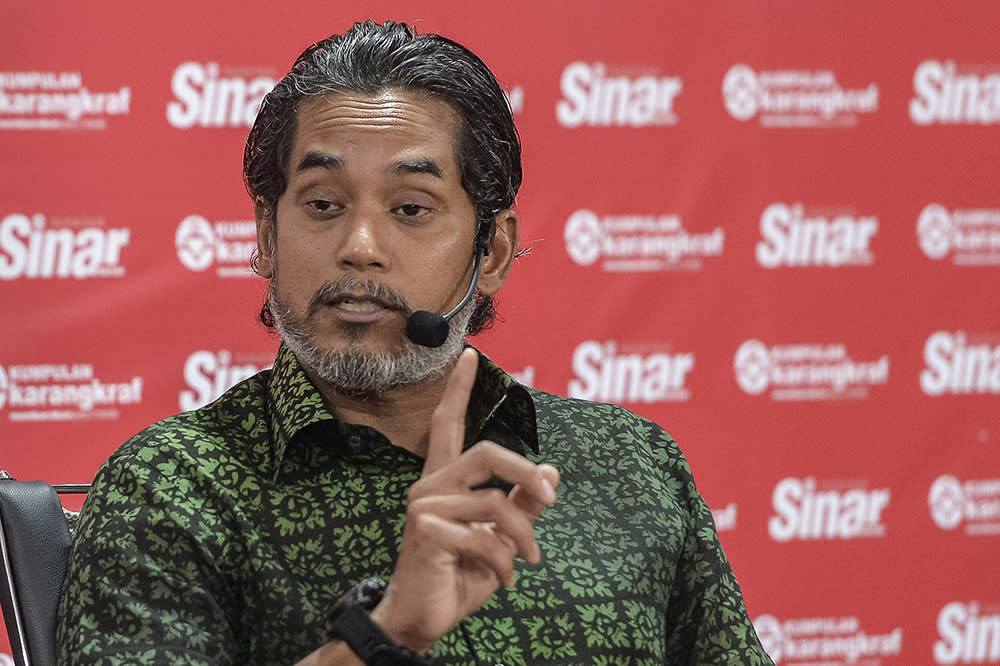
[[477, 209, 519, 296], [254, 198, 275, 278]]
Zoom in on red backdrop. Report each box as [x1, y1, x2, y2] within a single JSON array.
[[3, 2, 999, 664]]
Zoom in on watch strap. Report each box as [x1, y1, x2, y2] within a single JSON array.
[[326, 579, 433, 665]]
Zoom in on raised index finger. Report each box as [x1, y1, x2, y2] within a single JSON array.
[[423, 347, 479, 475]]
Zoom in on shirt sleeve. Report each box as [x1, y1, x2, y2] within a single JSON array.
[[651, 425, 774, 665], [57, 445, 240, 666]]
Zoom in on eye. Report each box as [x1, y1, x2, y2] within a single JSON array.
[[394, 203, 429, 217], [307, 199, 333, 212], [304, 199, 346, 218]]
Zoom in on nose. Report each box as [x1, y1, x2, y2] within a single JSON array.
[[335, 207, 390, 272]]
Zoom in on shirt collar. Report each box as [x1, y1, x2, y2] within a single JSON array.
[[265, 344, 539, 475], [266, 344, 337, 469], [466, 351, 538, 456]]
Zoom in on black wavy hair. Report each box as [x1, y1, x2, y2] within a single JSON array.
[[244, 20, 522, 334]]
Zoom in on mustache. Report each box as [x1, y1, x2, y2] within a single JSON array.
[[306, 275, 413, 316]]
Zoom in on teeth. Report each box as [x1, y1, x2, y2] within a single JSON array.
[[338, 301, 379, 312]]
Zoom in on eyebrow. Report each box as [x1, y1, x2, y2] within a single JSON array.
[[296, 151, 344, 173], [390, 158, 444, 179], [295, 152, 446, 181]]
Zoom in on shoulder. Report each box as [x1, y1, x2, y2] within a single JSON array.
[[99, 369, 272, 487], [525, 390, 712, 552], [526, 387, 690, 474], [528, 387, 673, 439]]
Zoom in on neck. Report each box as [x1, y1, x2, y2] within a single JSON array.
[[303, 363, 461, 459]]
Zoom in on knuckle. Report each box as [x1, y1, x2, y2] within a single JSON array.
[[466, 440, 499, 462], [480, 487, 507, 507], [406, 488, 431, 510], [495, 554, 515, 579], [407, 511, 438, 539]]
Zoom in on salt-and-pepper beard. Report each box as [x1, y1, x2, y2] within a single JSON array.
[[268, 274, 474, 395]]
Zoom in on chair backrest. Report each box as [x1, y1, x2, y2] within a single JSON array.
[[0, 475, 89, 666]]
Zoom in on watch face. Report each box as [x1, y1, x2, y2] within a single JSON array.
[[357, 577, 388, 610]]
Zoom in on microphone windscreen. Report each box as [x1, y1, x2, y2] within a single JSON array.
[[406, 310, 450, 348]]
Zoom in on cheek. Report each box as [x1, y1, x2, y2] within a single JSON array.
[[423, 240, 473, 277], [272, 236, 327, 307]]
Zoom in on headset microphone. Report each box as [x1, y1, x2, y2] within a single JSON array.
[[405, 221, 492, 348]]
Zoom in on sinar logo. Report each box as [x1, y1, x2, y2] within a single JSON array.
[[768, 477, 890, 542], [935, 602, 1000, 664], [756, 203, 877, 268], [556, 62, 681, 128], [179, 350, 268, 411], [0, 213, 130, 280], [167, 62, 274, 129], [911, 60, 1000, 126], [921, 331, 1000, 396], [568, 340, 694, 403]]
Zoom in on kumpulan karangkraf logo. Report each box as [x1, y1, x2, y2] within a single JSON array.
[[723, 64, 879, 127], [0, 362, 143, 422], [564, 209, 724, 272], [754, 613, 902, 665], [0, 70, 131, 130], [175, 215, 257, 278], [929, 475, 1000, 536], [734, 340, 889, 401], [918, 204, 1000, 265]]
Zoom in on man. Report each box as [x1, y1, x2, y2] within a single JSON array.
[[58, 20, 772, 665]]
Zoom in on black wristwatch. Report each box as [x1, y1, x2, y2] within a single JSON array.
[[325, 578, 433, 665]]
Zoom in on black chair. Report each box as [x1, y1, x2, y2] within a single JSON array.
[[0, 472, 89, 666]]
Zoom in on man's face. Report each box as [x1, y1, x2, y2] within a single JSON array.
[[256, 90, 482, 393]]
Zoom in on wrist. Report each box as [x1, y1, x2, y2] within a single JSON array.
[[325, 578, 434, 665], [368, 600, 437, 656]]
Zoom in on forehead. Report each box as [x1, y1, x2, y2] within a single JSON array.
[[289, 89, 463, 166]]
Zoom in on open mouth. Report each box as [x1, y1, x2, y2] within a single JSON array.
[[335, 299, 385, 312], [307, 277, 412, 318]]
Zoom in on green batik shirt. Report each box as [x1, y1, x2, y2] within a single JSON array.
[[58, 345, 772, 666]]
